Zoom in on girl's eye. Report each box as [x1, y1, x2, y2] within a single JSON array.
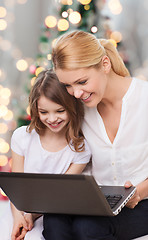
[[39, 111, 47, 114], [57, 109, 65, 113]]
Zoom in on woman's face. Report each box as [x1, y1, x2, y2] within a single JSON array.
[[56, 66, 108, 108]]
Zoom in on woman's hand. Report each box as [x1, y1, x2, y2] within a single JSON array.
[[124, 181, 140, 209], [11, 212, 28, 240]]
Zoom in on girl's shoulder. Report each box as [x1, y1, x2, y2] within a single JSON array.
[[12, 125, 36, 140]]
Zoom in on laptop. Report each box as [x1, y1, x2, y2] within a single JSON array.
[[0, 172, 136, 216]]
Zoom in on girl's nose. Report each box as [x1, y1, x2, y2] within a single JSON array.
[[48, 114, 58, 123], [73, 89, 83, 99]]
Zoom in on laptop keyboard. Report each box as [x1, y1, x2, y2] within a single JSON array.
[[105, 194, 122, 209]]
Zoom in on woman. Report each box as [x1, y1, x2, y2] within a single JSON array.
[[43, 30, 148, 240]]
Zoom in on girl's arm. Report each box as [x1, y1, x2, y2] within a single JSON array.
[[124, 178, 148, 209], [11, 150, 42, 239], [11, 150, 29, 240], [65, 163, 87, 174]]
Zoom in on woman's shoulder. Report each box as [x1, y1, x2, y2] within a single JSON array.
[[134, 77, 148, 88], [133, 77, 148, 97]]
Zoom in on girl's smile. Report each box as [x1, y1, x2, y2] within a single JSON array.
[[38, 96, 69, 134]]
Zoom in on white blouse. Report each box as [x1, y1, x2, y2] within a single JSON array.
[[82, 78, 148, 186], [11, 126, 91, 174]]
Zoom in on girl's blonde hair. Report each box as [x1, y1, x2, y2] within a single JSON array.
[[52, 30, 130, 77], [27, 69, 85, 152]]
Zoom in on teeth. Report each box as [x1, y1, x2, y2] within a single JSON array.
[[82, 94, 91, 100], [47, 122, 60, 126], [51, 123, 60, 126]]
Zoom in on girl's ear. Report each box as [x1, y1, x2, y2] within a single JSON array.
[[102, 55, 111, 73]]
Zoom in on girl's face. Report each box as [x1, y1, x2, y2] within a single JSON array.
[[56, 66, 108, 108], [37, 95, 69, 133]]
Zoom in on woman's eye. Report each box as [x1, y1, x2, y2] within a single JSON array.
[[65, 84, 71, 88], [79, 80, 87, 85]]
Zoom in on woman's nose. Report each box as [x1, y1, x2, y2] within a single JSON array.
[[73, 89, 83, 98]]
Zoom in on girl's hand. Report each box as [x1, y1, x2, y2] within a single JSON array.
[[11, 212, 28, 240], [24, 213, 34, 231], [124, 181, 140, 209]]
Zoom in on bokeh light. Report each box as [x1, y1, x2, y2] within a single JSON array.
[[91, 26, 98, 33], [0, 19, 7, 31], [108, 0, 122, 15], [57, 19, 69, 31], [109, 39, 117, 48], [61, 0, 73, 5], [0, 105, 8, 118], [0, 139, 10, 154], [45, 16, 57, 28], [84, 5, 90, 10], [0, 123, 8, 134], [78, 0, 92, 5], [16, 59, 28, 71], [3, 110, 13, 121], [26, 106, 30, 115], [0, 88, 11, 99], [62, 11, 68, 18], [69, 11, 81, 24], [31, 77, 36, 86], [0, 98, 9, 106], [0, 7, 7, 18], [47, 54, 52, 61], [110, 31, 122, 43], [35, 67, 45, 76]]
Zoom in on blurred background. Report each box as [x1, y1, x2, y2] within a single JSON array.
[[0, 0, 148, 208]]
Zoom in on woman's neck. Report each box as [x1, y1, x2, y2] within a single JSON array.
[[101, 71, 132, 107]]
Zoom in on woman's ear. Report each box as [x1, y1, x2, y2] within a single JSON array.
[[102, 55, 111, 73]]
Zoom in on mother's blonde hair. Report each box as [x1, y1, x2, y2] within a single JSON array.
[[52, 30, 130, 77]]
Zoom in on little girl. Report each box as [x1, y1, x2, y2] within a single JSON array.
[[0, 70, 91, 240]]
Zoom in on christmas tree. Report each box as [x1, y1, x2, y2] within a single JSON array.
[[17, 0, 107, 127]]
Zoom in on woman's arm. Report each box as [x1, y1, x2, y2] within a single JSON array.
[[124, 178, 148, 209], [65, 163, 87, 174]]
